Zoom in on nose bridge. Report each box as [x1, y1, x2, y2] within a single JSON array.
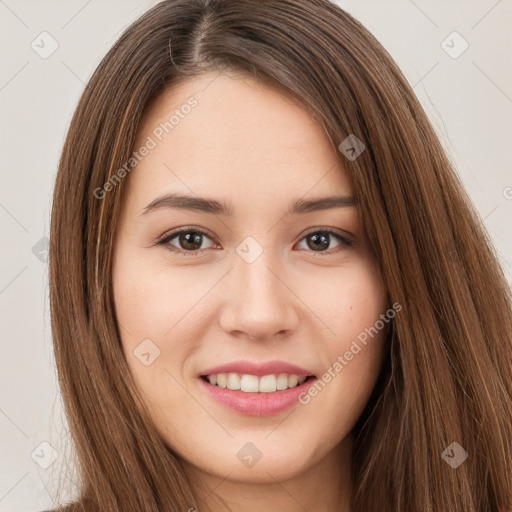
[[236, 238, 285, 308], [241, 254, 280, 302], [219, 236, 298, 339]]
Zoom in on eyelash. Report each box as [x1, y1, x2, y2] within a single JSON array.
[[155, 226, 353, 256]]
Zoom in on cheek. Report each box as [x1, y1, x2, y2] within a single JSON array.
[[301, 259, 388, 428], [112, 249, 223, 405], [316, 256, 388, 343], [112, 252, 209, 434], [113, 249, 215, 345]]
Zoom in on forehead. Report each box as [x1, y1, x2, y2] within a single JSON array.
[[128, 71, 352, 209]]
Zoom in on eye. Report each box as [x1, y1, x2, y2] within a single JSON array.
[[156, 226, 217, 255], [295, 228, 353, 254], [156, 226, 353, 256]]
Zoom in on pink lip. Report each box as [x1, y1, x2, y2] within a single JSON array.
[[199, 376, 317, 416], [198, 359, 317, 416], [200, 359, 315, 378]]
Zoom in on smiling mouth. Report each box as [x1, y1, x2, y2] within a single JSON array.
[[200, 373, 316, 393]]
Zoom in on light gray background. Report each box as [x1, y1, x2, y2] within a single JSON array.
[[1, 1, 511, 510]]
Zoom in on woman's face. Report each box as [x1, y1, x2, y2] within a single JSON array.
[[112, 71, 389, 486]]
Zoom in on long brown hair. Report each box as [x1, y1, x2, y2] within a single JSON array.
[[49, 0, 512, 510]]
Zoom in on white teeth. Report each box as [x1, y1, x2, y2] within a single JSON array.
[[227, 372, 241, 390], [276, 373, 289, 390], [205, 373, 309, 393], [217, 373, 227, 388], [288, 374, 299, 388], [259, 374, 277, 393], [240, 374, 259, 392]]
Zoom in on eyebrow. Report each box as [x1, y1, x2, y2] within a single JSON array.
[[141, 193, 356, 217]]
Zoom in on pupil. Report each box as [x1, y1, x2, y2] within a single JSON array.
[[181, 232, 202, 250], [308, 233, 329, 251]]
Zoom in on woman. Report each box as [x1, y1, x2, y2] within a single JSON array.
[[48, 0, 512, 511]]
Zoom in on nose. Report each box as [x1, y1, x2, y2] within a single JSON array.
[[218, 245, 300, 342]]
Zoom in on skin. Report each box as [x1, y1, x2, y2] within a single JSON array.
[[112, 70, 389, 512]]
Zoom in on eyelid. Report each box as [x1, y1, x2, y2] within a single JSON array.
[[300, 225, 354, 240], [156, 225, 354, 243], [155, 225, 354, 255], [155, 225, 218, 246], [154, 226, 218, 255]]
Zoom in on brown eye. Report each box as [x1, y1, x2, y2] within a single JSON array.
[[296, 230, 353, 253], [157, 228, 217, 255], [175, 231, 205, 251]]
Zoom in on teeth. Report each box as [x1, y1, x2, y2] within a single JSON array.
[[241, 374, 259, 392], [227, 372, 241, 390], [217, 373, 227, 388], [276, 373, 288, 390], [206, 373, 309, 392], [259, 374, 276, 393], [288, 374, 299, 387]]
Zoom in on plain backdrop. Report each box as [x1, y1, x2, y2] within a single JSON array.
[[1, 1, 511, 510]]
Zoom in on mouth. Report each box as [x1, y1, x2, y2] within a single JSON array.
[[200, 372, 315, 392], [197, 361, 317, 416]]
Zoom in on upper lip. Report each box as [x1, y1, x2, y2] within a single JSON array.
[[200, 360, 315, 377]]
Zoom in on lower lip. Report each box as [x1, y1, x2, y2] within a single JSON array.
[[199, 377, 317, 416]]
